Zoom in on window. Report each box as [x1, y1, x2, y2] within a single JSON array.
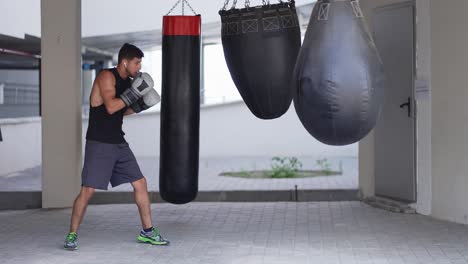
[[203, 44, 241, 105]]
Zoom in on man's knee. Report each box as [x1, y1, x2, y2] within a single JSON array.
[[79, 186, 95, 200], [132, 177, 148, 191]]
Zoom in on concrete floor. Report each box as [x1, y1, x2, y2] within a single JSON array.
[[1, 201, 468, 264]]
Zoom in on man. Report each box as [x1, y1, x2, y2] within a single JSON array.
[[64, 43, 168, 250]]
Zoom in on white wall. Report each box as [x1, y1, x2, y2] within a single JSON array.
[[413, 0, 432, 216], [2, 101, 357, 176], [120, 101, 357, 158], [198, 102, 356, 157], [0, 118, 41, 176], [430, 0, 468, 225]]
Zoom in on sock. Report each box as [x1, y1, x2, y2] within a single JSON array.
[[143, 227, 153, 233]]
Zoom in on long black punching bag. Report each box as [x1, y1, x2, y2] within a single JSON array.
[[219, 0, 301, 120], [293, 0, 385, 146], [160, 12, 201, 204]]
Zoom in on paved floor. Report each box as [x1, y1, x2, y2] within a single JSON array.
[[1, 202, 468, 264], [0, 157, 358, 192]]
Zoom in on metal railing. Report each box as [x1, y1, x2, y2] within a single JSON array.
[[0, 82, 39, 105]]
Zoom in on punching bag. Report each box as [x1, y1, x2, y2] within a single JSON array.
[[294, 0, 385, 146], [219, 0, 301, 119], [160, 1, 200, 204]]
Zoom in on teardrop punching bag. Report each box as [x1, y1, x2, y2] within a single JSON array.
[[219, 0, 301, 119], [160, 3, 201, 204], [293, 0, 385, 146]]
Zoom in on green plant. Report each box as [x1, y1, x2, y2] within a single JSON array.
[[237, 169, 250, 177], [268, 156, 303, 178], [316, 158, 332, 175]]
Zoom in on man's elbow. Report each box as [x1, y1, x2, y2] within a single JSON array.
[[105, 105, 117, 115]]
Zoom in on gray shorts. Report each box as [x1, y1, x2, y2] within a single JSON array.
[[81, 140, 144, 190]]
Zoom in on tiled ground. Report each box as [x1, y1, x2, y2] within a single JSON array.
[[0, 157, 358, 192], [1, 201, 468, 264]]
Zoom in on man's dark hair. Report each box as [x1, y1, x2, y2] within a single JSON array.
[[118, 43, 144, 64]]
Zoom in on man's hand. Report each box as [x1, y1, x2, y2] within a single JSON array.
[[130, 89, 161, 113], [120, 72, 154, 106]]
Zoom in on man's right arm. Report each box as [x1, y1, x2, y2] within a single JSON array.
[[98, 71, 127, 115]]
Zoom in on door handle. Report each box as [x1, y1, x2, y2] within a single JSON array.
[[399, 97, 411, 117]]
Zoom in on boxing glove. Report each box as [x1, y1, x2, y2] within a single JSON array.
[[120, 72, 154, 106], [130, 88, 161, 113]]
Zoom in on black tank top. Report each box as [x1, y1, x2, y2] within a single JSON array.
[[86, 68, 131, 144]]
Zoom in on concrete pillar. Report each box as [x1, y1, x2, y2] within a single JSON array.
[[41, 0, 82, 208]]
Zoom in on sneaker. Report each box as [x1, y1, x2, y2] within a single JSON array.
[[137, 227, 170, 245], [64, 232, 78, 250]]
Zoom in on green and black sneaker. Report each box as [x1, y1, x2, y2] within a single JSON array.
[[64, 232, 78, 250], [137, 227, 169, 246]]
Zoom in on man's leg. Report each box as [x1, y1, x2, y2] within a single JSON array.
[[131, 177, 169, 245], [69, 186, 95, 233], [64, 140, 115, 250], [113, 143, 169, 245], [131, 177, 152, 229], [64, 186, 95, 250]]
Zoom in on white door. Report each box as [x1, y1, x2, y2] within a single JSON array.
[[372, 1, 416, 202]]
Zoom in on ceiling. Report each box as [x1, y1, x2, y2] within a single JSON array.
[[0, 2, 314, 70]]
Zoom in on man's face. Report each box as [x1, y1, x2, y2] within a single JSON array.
[[124, 57, 142, 77]]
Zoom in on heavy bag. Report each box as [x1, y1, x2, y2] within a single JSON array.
[[219, 0, 301, 119], [293, 0, 385, 146], [160, 10, 201, 204]]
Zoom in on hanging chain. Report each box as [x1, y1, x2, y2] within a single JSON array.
[[184, 0, 197, 14], [222, 0, 230, 10], [231, 0, 237, 9], [166, 0, 197, 15], [166, 0, 182, 15], [221, 0, 293, 11]]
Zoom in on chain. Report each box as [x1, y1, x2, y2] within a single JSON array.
[[221, 0, 293, 11], [184, 0, 197, 14], [231, 0, 237, 9], [166, 0, 182, 15], [166, 0, 197, 15], [222, 0, 230, 10]]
